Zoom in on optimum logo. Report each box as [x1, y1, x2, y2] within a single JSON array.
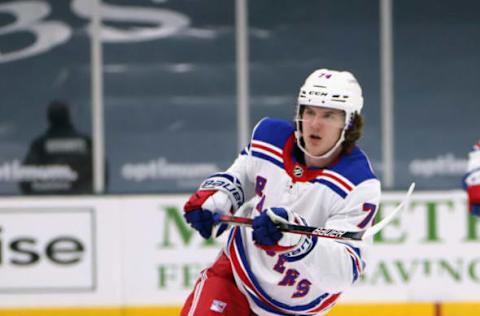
[[0, 208, 95, 293]]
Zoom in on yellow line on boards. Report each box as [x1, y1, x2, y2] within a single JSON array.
[[442, 302, 480, 316], [329, 303, 435, 316], [1, 303, 480, 316], [331, 302, 480, 316], [0, 306, 183, 316], [125, 306, 182, 316], [0, 307, 122, 316]]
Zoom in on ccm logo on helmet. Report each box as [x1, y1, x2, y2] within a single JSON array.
[[305, 91, 328, 96]]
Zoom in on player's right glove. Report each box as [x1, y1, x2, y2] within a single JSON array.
[[252, 207, 304, 252], [183, 173, 245, 239]]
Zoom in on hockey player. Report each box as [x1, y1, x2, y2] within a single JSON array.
[[181, 69, 381, 315], [463, 141, 480, 216]]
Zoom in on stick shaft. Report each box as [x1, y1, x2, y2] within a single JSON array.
[[218, 215, 364, 241], [218, 182, 415, 241]]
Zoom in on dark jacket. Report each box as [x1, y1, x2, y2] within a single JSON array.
[[19, 123, 94, 195]]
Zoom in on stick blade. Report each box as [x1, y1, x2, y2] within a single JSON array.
[[362, 182, 415, 240]]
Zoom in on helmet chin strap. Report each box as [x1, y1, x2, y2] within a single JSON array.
[[294, 118, 346, 160]]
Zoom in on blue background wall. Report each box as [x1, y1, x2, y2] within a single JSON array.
[[0, 0, 478, 194]]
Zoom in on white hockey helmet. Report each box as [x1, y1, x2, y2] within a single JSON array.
[[295, 69, 364, 159]]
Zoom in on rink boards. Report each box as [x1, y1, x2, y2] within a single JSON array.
[[0, 191, 479, 316]]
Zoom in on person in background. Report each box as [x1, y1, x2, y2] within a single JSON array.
[[463, 140, 480, 216], [19, 100, 94, 194], [180, 68, 381, 316]]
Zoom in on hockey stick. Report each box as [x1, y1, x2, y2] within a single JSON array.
[[218, 182, 415, 241]]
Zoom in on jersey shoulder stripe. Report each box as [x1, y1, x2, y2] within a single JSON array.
[[249, 118, 293, 169], [252, 117, 295, 148], [311, 146, 377, 198], [329, 146, 377, 185], [251, 139, 284, 169], [310, 169, 355, 199], [312, 179, 348, 198]]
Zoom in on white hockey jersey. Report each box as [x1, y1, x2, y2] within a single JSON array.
[[223, 118, 381, 316], [465, 140, 480, 181]]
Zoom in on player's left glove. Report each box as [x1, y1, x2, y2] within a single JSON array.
[[252, 207, 303, 252]]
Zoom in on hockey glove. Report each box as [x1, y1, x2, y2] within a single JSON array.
[[252, 207, 303, 252], [184, 190, 232, 239], [184, 173, 245, 239]]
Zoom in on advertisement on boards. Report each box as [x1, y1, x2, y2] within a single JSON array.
[[0, 191, 479, 311], [0, 208, 95, 293]]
